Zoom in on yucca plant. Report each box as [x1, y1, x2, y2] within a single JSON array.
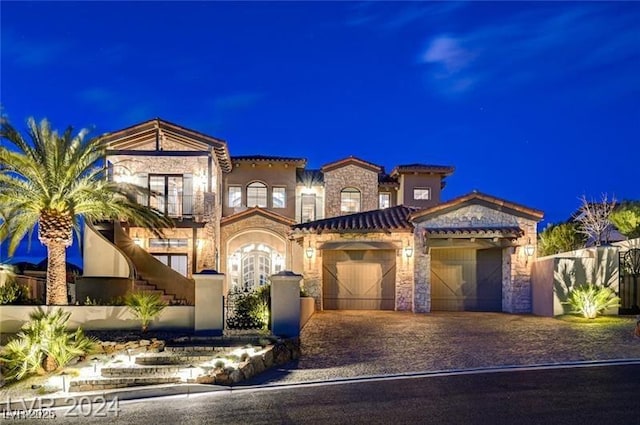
[[125, 291, 167, 332], [0, 117, 172, 305], [564, 284, 620, 319], [0, 307, 97, 381]]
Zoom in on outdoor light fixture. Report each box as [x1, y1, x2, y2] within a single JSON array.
[[524, 238, 535, 257], [91, 357, 99, 374], [60, 372, 68, 393], [305, 242, 314, 259], [132, 232, 144, 247], [404, 244, 414, 258]]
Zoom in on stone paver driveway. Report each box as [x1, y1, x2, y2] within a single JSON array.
[[242, 311, 640, 385]]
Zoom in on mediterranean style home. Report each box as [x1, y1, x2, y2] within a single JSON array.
[[80, 118, 543, 313]]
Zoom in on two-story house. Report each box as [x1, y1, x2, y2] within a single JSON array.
[[81, 118, 543, 313]]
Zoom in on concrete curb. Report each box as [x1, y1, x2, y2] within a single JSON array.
[[7, 357, 638, 410]]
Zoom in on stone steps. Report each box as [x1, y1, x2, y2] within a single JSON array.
[[100, 365, 185, 377], [69, 376, 181, 392], [135, 354, 223, 365], [164, 345, 229, 354]]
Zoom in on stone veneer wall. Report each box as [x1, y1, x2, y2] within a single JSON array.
[[413, 203, 539, 314], [219, 214, 293, 276], [323, 165, 379, 218], [300, 231, 414, 311]]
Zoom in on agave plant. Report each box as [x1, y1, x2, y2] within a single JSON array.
[[0, 307, 97, 381], [564, 284, 620, 319], [125, 292, 167, 332]]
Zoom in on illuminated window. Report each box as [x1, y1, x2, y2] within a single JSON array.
[[228, 186, 242, 208], [146, 174, 192, 217], [341, 187, 361, 213], [301, 193, 316, 222], [247, 182, 268, 207], [272, 187, 286, 208], [413, 188, 431, 200], [379, 193, 391, 209]]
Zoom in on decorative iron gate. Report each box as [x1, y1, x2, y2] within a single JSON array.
[[619, 248, 640, 314], [224, 288, 271, 330]]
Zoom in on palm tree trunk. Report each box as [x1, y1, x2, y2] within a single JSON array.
[[45, 241, 68, 305]]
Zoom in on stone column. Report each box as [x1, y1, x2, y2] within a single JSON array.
[[193, 270, 226, 336], [270, 271, 301, 337]]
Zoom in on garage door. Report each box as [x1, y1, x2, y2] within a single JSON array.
[[430, 248, 502, 311], [323, 250, 396, 310]]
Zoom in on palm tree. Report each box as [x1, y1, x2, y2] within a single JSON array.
[[0, 117, 172, 305]]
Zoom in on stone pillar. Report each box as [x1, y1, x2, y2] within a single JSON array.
[[270, 271, 301, 337], [193, 270, 226, 336]]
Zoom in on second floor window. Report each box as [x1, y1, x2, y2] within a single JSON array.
[[379, 193, 391, 209], [247, 182, 268, 207], [301, 193, 316, 222], [228, 186, 242, 208], [272, 187, 286, 208], [414, 188, 431, 200], [146, 174, 192, 217], [341, 187, 361, 213]]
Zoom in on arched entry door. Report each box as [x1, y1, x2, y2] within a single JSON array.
[[229, 243, 283, 292]]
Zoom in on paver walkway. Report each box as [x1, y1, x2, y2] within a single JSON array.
[[241, 311, 640, 385]]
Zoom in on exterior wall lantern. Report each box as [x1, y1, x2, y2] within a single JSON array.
[[524, 238, 535, 265], [305, 242, 314, 259], [404, 244, 414, 258], [132, 232, 144, 248]]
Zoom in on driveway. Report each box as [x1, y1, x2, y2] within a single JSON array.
[[241, 311, 640, 385]]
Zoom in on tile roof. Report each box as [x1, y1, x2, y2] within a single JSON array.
[[410, 191, 544, 222], [291, 205, 418, 233], [231, 155, 307, 167], [423, 226, 524, 238], [321, 156, 382, 173], [378, 174, 399, 186], [390, 164, 455, 177]]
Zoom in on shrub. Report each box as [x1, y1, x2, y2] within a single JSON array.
[[125, 291, 167, 332], [609, 201, 640, 239], [0, 308, 97, 381], [538, 222, 586, 256], [0, 279, 31, 305], [564, 284, 620, 319]]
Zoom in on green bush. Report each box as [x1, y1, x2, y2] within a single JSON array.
[[125, 291, 167, 332], [0, 279, 31, 305], [563, 284, 620, 319], [0, 308, 97, 381], [609, 201, 640, 239], [538, 222, 586, 256]]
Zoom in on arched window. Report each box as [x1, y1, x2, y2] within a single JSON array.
[[247, 182, 267, 207], [340, 187, 361, 213]]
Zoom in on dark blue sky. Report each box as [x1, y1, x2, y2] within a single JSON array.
[[1, 1, 639, 262]]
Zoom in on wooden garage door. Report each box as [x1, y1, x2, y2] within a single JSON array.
[[430, 248, 502, 311], [323, 250, 396, 310]]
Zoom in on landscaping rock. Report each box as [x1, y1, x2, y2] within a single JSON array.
[[230, 369, 244, 384], [239, 362, 255, 380], [196, 375, 216, 384], [250, 355, 266, 375], [273, 343, 291, 365], [262, 349, 274, 368]]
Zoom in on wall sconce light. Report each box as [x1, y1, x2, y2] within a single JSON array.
[[524, 238, 534, 265], [196, 239, 205, 250], [305, 242, 314, 259], [404, 244, 414, 258], [132, 232, 144, 248]]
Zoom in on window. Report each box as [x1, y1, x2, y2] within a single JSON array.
[[340, 187, 361, 213], [247, 182, 267, 207], [301, 193, 316, 222], [152, 254, 188, 276], [379, 193, 391, 209], [228, 186, 242, 208], [413, 188, 431, 200], [149, 238, 189, 248], [146, 174, 192, 217], [272, 187, 286, 208]]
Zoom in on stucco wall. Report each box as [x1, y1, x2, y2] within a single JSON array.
[[323, 165, 379, 218], [83, 223, 130, 278], [0, 306, 194, 333]]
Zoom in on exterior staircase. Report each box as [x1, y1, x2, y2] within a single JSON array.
[[132, 280, 178, 305]]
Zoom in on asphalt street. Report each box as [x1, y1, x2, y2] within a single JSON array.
[[41, 363, 640, 425]]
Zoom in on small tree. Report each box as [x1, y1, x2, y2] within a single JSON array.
[[609, 201, 640, 239], [125, 292, 167, 332], [576, 194, 617, 246], [538, 222, 585, 256]]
